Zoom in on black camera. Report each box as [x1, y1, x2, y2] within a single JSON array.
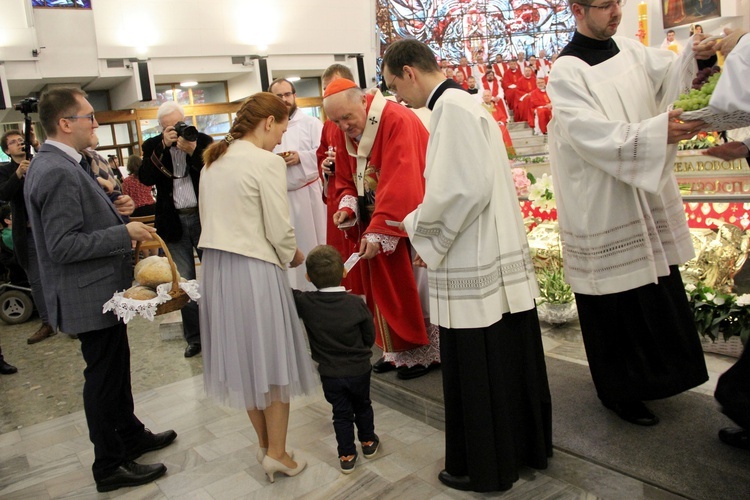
[[14, 98, 39, 160], [173, 121, 198, 142], [14, 97, 39, 115]]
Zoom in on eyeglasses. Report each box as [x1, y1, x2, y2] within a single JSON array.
[[386, 74, 398, 95], [274, 92, 295, 99], [6, 138, 24, 147], [578, 0, 625, 11], [63, 113, 96, 123]]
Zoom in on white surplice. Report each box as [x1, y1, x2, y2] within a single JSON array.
[[709, 34, 750, 150], [547, 36, 695, 296], [273, 109, 325, 290], [403, 86, 539, 329]]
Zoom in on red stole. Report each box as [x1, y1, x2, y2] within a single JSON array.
[[456, 65, 472, 81], [482, 77, 501, 98]]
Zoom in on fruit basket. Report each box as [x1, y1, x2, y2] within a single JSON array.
[[678, 106, 750, 133], [672, 65, 750, 132]]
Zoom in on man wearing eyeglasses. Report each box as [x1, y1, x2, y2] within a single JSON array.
[[24, 87, 176, 492], [546, 0, 714, 426], [139, 101, 213, 358], [0, 128, 59, 345], [268, 78, 326, 292]]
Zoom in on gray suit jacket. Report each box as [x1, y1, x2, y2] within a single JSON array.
[[24, 143, 133, 334]]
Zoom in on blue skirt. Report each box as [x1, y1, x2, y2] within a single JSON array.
[[199, 249, 318, 410]]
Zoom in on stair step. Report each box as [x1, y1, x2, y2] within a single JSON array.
[[509, 128, 536, 139], [512, 136, 547, 148], [514, 144, 548, 156]]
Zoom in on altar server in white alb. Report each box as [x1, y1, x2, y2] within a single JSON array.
[[547, 0, 712, 426], [382, 39, 552, 494], [702, 28, 750, 162], [269, 78, 326, 290], [699, 28, 750, 450]]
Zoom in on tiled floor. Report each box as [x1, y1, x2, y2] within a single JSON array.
[[0, 311, 736, 499]]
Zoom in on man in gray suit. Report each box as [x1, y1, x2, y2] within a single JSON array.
[[25, 87, 177, 493]]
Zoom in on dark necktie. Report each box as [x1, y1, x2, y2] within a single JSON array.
[[79, 156, 98, 182]]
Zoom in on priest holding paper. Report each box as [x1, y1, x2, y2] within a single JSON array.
[[322, 79, 440, 380], [546, 0, 710, 427], [382, 39, 552, 493]]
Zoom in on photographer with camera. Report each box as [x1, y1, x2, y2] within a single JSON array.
[[0, 121, 58, 345], [139, 101, 212, 358]]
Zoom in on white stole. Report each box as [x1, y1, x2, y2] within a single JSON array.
[[344, 90, 387, 197]]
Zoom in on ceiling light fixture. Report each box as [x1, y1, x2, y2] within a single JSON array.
[[180, 81, 198, 87]]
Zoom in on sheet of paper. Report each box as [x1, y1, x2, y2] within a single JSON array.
[[343, 252, 361, 273]]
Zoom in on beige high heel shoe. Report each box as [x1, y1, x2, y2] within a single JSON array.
[[255, 447, 294, 464], [261, 454, 307, 483]]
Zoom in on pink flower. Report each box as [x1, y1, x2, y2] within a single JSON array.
[[512, 167, 531, 197]]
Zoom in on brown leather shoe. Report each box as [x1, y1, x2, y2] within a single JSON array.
[[27, 324, 56, 345]]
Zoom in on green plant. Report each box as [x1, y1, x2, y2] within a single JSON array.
[[686, 282, 750, 343], [536, 266, 574, 304], [513, 155, 549, 164]]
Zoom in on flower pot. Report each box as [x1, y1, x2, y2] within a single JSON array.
[[537, 301, 577, 325], [700, 335, 744, 358]]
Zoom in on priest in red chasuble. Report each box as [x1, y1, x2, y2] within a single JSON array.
[[526, 77, 552, 135], [480, 90, 514, 154], [501, 60, 522, 117], [315, 64, 363, 295], [322, 79, 440, 380], [513, 66, 538, 123]]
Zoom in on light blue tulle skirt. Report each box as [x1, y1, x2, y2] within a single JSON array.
[[199, 249, 318, 410]]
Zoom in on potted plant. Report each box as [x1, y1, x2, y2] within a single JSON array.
[[536, 265, 577, 325], [685, 282, 750, 356]]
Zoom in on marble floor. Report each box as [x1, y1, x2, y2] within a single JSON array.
[[0, 311, 738, 499]]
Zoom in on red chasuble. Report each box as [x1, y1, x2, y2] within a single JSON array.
[[513, 75, 538, 120], [481, 103, 514, 153], [501, 68, 522, 113], [526, 88, 552, 134], [316, 120, 364, 294], [333, 95, 429, 352]]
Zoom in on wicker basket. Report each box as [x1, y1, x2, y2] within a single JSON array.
[[135, 234, 190, 315], [700, 335, 744, 359]]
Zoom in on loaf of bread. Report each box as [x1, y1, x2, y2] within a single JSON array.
[[123, 285, 158, 300], [135, 256, 178, 288]]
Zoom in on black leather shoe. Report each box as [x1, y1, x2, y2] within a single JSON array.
[[0, 360, 18, 375], [372, 357, 396, 373], [184, 343, 201, 358], [719, 427, 750, 450], [125, 429, 178, 461], [96, 461, 167, 492], [438, 470, 473, 491], [603, 400, 659, 426], [396, 363, 435, 380]]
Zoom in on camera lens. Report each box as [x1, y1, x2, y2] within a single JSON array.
[[174, 121, 198, 142]]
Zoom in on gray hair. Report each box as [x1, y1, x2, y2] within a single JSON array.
[[157, 101, 185, 123]]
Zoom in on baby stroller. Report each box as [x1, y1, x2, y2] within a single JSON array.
[[0, 237, 34, 325]]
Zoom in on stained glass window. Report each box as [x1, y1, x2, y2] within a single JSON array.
[[376, 0, 574, 65], [32, 1, 91, 9]]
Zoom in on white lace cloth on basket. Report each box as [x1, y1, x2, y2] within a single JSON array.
[[102, 280, 201, 324]]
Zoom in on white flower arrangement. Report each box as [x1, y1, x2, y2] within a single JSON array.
[[527, 173, 556, 213]]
